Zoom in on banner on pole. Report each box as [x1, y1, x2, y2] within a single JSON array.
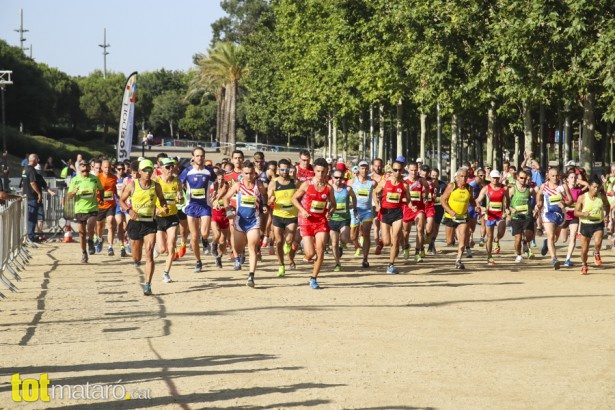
[[117, 72, 138, 162]]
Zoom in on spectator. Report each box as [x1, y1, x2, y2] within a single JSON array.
[[43, 157, 56, 177]]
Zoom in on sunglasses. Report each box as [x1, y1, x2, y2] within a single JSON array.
[[332, 176, 342, 179], [141, 168, 153, 173], [279, 167, 289, 172], [518, 177, 527, 180], [392, 168, 402, 172], [116, 167, 124, 171], [163, 165, 174, 170]]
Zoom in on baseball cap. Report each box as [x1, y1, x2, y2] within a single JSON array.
[[565, 160, 576, 167], [326, 157, 333, 164], [161, 157, 176, 166], [335, 163, 346, 171], [421, 164, 430, 171], [359, 161, 369, 167], [205, 159, 213, 166], [395, 155, 406, 163], [416, 157, 423, 163], [489, 169, 501, 178], [139, 159, 154, 170], [352, 165, 359, 172]]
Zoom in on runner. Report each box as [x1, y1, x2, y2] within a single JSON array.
[[292, 157, 336, 289], [119, 159, 169, 295], [211, 169, 231, 268], [67, 160, 103, 263], [536, 168, 572, 270], [179, 147, 214, 273], [574, 179, 610, 274], [427, 168, 446, 255], [224, 150, 245, 261], [223, 160, 268, 287], [467, 169, 486, 254], [349, 161, 376, 268], [370, 158, 385, 255], [329, 167, 358, 272], [508, 169, 538, 262], [154, 157, 183, 283], [401, 161, 430, 262], [267, 158, 298, 277], [474, 170, 509, 266], [419, 164, 440, 257], [562, 170, 589, 267], [94, 159, 118, 255], [114, 161, 129, 257], [440, 168, 476, 270], [373, 160, 410, 274]]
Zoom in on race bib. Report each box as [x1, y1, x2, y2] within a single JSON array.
[[240, 195, 256, 208], [80, 189, 93, 199], [489, 201, 502, 211], [386, 192, 400, 203], [278, 199, 293, 210], [164, 192, 177, 204], [410, 191, 421, 202], [310, 200, 326, 213], [104, 191, 114, 201], [356, 189, 369, 197], [191, 188, 205, 199], [335, 202, 347, 213], [548, 194, 562, 204], [515, 204, 528, 214], [589, 208, 602, 221]]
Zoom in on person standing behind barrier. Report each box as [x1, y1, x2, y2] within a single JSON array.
[[23, 154, 44, 243], [67, 161, 104, 263], [120, 159, 169, 296], [96, 160, 118, 256]]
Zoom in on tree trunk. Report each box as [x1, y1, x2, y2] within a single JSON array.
[[396, 98, 403, 158], [216, 88, 223, 144], [486, 102, 495, 168], [342, 119, 348, 161], [332, 116, 338, 159], [227, 80, 238, 153], [420, 112, 427, 162], [564, 109, 571, 164], [539, 104, 547, 171], [378, 104, 385, 160], [581, 92, 595, 172], [327, 114, 332, 159], [369, 106, 374, 160], [169, 120, 174, 139], [523, 102, 533, 156], [450, 113, 459, 178]]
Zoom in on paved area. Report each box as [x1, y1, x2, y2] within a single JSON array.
[[1, 236, 614, 409]]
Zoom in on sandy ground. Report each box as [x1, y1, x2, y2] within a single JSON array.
[[1, 235, 614, 409]]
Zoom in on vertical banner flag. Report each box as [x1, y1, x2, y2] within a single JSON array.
[[117, 72, 138, 162]]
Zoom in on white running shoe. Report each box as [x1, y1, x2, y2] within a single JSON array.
[[515, 255, 523, 263]]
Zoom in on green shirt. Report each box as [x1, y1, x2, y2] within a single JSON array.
[[68, 174, 103, 214]]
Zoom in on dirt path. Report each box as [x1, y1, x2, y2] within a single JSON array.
[[1, 238, 614, 409]]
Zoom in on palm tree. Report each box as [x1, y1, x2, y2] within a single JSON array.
[[190, 42, 247, 154]]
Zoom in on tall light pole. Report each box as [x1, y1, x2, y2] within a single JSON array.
[[14, 9, 29, 52], [0, 71, 13, 192], [99, 28, 110, 79]]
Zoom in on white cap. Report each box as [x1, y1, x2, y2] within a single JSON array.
[[416, 157, 424, 163], [565, 160, 576, 167], [489, 169, 501, 178], [326, 157, 333, 164]]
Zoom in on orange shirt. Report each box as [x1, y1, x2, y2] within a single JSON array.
[[98, 172, 118, 210]]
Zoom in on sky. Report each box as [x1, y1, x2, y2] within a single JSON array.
[[0, 0, 227, 77]]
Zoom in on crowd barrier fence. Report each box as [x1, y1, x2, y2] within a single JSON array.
[[0, 198, 31, 299]]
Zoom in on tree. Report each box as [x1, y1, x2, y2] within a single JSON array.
[[149, 90, 187, 138], [78, 70, 126, 136]]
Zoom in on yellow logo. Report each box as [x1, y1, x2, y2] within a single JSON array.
[[12, 373, 51, 402]]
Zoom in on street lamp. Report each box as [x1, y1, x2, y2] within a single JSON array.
[[0, 70, 13, 192]]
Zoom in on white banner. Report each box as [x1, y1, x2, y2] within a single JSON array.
[[117, 72, 138, 162]]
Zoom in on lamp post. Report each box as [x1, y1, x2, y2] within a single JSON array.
[[0, 71, 13, 192]]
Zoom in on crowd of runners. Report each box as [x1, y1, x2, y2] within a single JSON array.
[[63, 147, 615, 295]]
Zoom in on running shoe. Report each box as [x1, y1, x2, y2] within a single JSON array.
[[428, 247, 437, 256], [239, 254, 246, 264], [479, 237, 485, 247], [530, 240, 536, 248], [194, 260, 203, 273], [153, 247, 160, 258], [291, 242, 299, 252], [212, 243, 219, 256], [173, 250, 179, 261], [415, 254, 423, 263], [283, 242, 291, 255], [338, 245, 344, 257], [386, 265, 398, 274], [88, 241, 95, 255], [564, 259, 573, 268], [309, 277, 320, 289], [581, 265, 589, 275], [419, 249, 426, 258], [527, 248, 535, 259], [541, 239, 548, 256], [126, 242, 132, 254], [178, 243, 186, 257], [143, 283, 152, 296], [133, 261, 141, 268], [354, 247, 362, 257], [594, 253, 602, 266], [256, 251, 262, 262], [333, 264, 341, 272], [403, 248, 410, 260], [268, 245, 275, 255], [95, 239, 103, 254], [107, 247, 114, 256], [81, 252, 88, 264], [234, 258, 242, 271], [515, 255, 523, 263], [493, 242, 501, 254], [455, 260, 465, 270], [552, 258, 561, 270], [246, 275, 255, 288], [375, 243, 383, 255], [215, 255, 222, 268], [120, 247, 128, 258], [465, 248, 473, 258], [278, 266, 286, 277], [488, 257, 496, 266], [362, 259, 370, 268], [162, 273, 172, 283], [203, 242, 211, 255], [289, 262, 296, 270]]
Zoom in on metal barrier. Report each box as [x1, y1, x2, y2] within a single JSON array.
[[39, 187, 75, 237], [0, 198, 31, 299]]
